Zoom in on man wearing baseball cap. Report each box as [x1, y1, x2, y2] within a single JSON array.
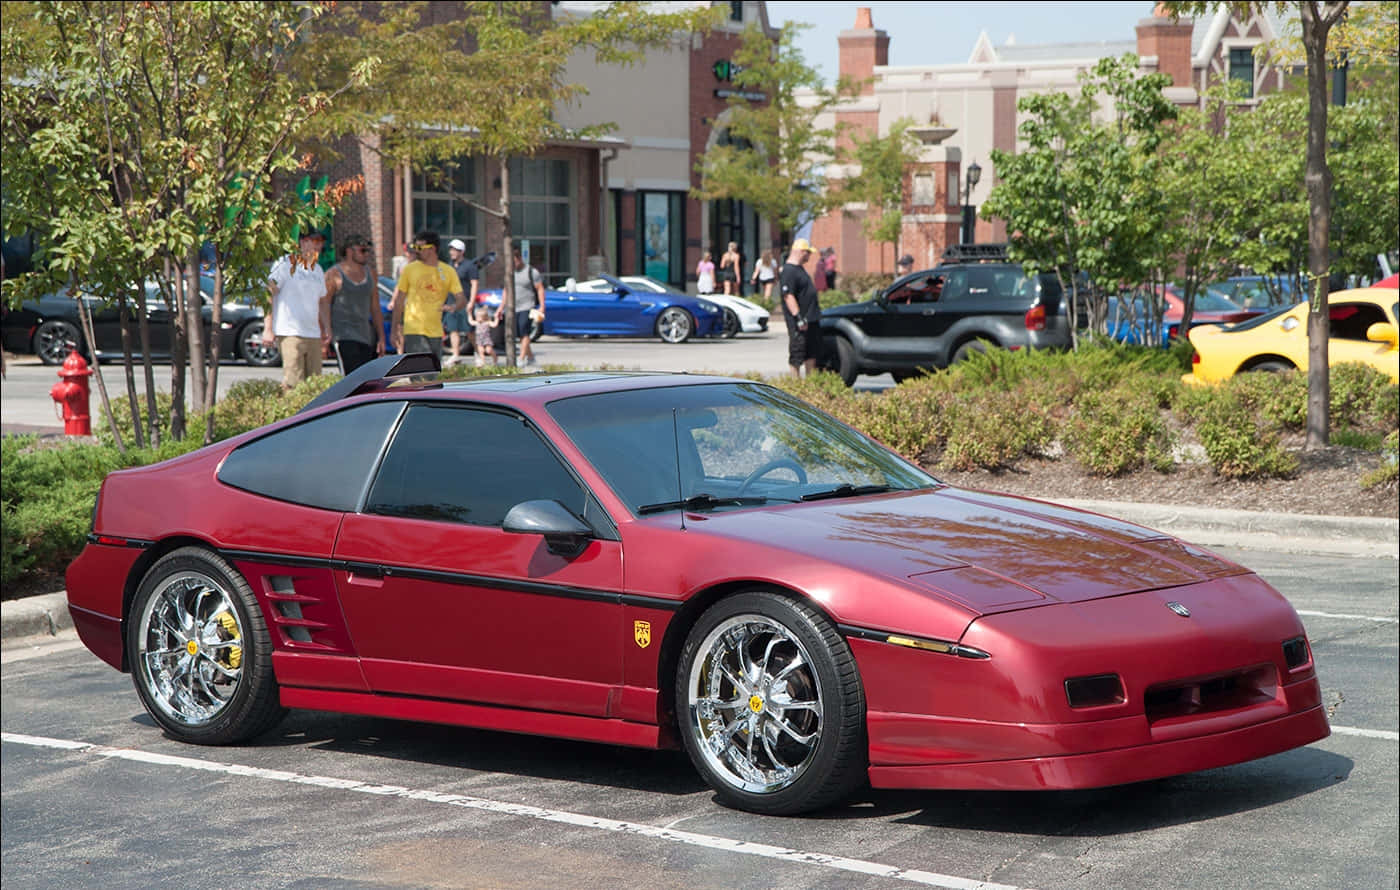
[[780, 238, 821, 377], [444, 238, 478, 365], [264, 230, 328, 389], [896, 254, 915, 275]]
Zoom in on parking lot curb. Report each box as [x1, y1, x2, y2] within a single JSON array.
[[2, 503, 1395, 643], [1, 592, 74, 642], [1060, 499, 1400, 559]]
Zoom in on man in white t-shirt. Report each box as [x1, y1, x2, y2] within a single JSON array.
[[264, 231, 328, 389]]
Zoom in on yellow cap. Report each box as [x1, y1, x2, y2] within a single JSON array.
[[791, 238, 813, 253]]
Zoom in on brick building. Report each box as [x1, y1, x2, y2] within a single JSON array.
[[808, 5, 1293, 277], [323, 1, 781, 293]]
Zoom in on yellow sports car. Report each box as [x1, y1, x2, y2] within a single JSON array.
[[1182, 286, 1399, 385]]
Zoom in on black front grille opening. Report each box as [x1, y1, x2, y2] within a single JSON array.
[[1065, 673, 1126, 709], [1145, 666, 1277, 723], [1282, 636, 1311, 670]]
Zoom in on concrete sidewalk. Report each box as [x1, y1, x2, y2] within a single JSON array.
[[3, 500, 1397, 645]]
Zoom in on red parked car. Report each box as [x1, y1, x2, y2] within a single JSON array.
[[66, 355, 1329, 815], [1150, 284, 1265, 328]]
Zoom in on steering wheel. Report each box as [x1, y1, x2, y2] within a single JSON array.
[[738, 458, 807, 494]]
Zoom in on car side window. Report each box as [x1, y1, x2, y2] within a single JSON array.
[[365, 404, 586, 527], [938, 269, 968, 302], [217, 401, 405, 511], [1329, 303, 1388, 341]]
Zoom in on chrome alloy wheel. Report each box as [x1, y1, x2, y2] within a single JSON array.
[[135, 571, 246, 728], [656, 307, 694, 343], [685, 615, 824, 794]]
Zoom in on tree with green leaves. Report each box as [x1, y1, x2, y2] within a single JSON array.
[[981, 54, 1177, 343], [299, 1, 717, 367], [2, 1, 369, 444], [692, 22, 862, 236], [1164, 1, 1352, 449], [835, 118, 922, 270]]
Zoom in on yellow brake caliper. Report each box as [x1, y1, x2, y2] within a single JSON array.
[[214, 611, 242, 670]]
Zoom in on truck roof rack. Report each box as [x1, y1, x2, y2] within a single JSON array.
[[939, 243, 1009, 264]]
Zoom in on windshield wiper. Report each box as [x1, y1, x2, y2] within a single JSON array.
[[800, 484, 894, 502], [637, 493, 772, 515]]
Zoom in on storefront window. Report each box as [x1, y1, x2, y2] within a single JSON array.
[[509, 157, 574, 286], [412, 161, 479, 259], [636, 191, 685, 288]]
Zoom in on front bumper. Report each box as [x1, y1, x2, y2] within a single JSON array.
[[868, 700, 1329, 790]]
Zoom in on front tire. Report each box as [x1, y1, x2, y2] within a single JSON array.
[[676, 591, 866, 815], [127, 547, 285, 745], [656, 307, 695, 343], [721, 308, 741, 339], [833, 337, 858, 386]]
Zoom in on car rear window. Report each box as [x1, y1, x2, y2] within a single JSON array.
[[217, 401, 405, 511]]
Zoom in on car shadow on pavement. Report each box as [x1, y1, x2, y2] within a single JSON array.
[[832, 745, 1352, 832]]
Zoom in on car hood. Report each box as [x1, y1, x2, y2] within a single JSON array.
[[689, 487, 1244, 614], [820, 299, 881, 319]]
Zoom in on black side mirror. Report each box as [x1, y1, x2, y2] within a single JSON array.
[[502, 499, 594, 557]]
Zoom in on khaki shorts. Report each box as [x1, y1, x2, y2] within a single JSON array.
[[277, 336, 322, 388]]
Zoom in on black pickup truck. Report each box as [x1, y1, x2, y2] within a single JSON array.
[[817, 245, 1072, 385]]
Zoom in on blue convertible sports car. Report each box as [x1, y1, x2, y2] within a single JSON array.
[[380, 272, 724, 345]]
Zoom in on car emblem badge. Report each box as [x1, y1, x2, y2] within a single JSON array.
[[633, 620, 651, 649], [1166, 601, 1191, 618], [748, 695, 764, 714], [185, 640, 199, 656]]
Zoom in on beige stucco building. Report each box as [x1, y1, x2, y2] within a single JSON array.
[[809, 5, 1292, 278]]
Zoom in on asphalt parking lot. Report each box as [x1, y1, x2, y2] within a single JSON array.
[[3, 546, 1396, 890]]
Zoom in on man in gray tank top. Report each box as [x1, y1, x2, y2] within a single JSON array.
[[319, 234, 385, 374]]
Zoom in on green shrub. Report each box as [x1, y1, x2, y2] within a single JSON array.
[[1329, 362, 1398, 432], [1360, 430, 1398, 489], [1195, 397, 1299, 479], [1064, 388, 1175, 476], [835, 273, 888, 301], [937, 390, 1056, 471]]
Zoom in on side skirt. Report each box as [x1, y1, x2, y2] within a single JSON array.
[[280, 687, 665, 750]]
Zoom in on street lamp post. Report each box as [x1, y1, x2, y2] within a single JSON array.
[[961, 160, 982, 245]]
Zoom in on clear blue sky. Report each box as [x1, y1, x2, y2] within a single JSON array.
[[764, 2, 1159, 82]]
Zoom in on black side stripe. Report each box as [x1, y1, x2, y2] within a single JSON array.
[[218, 548, 682, 612], [838, 624, 891, 643]]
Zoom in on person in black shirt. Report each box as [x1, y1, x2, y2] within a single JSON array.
[[779, 238, 820, 377]]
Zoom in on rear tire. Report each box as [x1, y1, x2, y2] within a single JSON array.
[[1248, 360, 1294, 373], [237, 320, 280, 367], [127, 547, 285, 745], [34, 320, 82, 365], [952, 339, 991, 364], [832, 337, 858, 386]]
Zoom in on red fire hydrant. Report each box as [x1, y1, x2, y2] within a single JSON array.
[[49, 348, 93, 436]]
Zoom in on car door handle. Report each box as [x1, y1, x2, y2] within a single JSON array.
[[921, 309, 937, 315]]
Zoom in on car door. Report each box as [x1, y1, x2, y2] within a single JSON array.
[[549, 284, 635, 336], [333, 402, 625, 718]]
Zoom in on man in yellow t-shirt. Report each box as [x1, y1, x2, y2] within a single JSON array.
[[390, 230, 465, 361]]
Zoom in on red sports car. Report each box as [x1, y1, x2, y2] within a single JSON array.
[[66, 354, 1329, 815]]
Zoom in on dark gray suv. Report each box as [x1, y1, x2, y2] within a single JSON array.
[[818, 246, 1071, 385]]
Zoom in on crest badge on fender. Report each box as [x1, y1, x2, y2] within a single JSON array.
[[634, 620, 652, 648], [1166, 601, 1191, 618]]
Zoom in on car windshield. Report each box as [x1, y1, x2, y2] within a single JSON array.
[[547, 382, 939, 515]]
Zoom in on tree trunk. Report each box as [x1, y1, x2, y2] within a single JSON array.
[[204, 258, 224, 446], [167, 257, 189, 442], [1300, 1, 1347, 450], [136, 293, 159, 448], [118, 290, 145, 449], [76, 294, 125, 455], [184, 254, 207, 424], [500, 157, 517, 369]]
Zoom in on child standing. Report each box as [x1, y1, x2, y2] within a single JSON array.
[[473, 304, 499, 367]]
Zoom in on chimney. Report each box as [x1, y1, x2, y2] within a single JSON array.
[[839, 7, 890, 95], [1136, 6, 1195, 88]]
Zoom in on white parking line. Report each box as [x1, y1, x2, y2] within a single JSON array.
[[1, 731, 1029, 890], [1330, 726, 1400, 741], [1296, 610, 1398, 624]]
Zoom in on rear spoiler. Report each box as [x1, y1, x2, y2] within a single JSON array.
[[296, 352, 441, 415]]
